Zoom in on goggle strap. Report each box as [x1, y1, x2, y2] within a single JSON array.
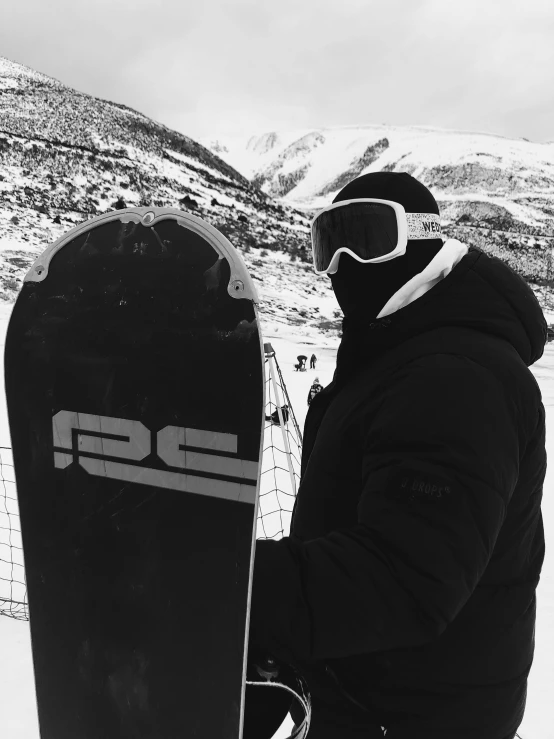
[[406, 213, 442, 240]]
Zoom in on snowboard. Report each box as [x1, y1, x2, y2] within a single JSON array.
[[5, 207, 265, 739]]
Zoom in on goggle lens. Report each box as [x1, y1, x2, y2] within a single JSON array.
[[312, 202, 399, 272]]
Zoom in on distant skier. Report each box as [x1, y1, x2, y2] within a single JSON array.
[[309, 353, 317, 369], [307, 378, 323, 406], [248, 172, 547, 738]]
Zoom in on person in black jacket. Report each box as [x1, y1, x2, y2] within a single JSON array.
[[248, 172, 547, 739], [307, 378, 323, 406]]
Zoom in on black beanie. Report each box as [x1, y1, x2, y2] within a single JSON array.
[[329, 172, 444, 320], [332, 171, 440, 218]]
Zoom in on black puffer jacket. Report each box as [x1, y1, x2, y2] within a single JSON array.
[[250, 246, 547, 738]]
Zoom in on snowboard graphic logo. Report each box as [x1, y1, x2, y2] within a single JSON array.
[[52, 410, 258, 502]]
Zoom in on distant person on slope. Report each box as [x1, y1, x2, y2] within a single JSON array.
[[247, 172, 547, 739], [310, 353, 317, 369], [307, 377, 323, 406]]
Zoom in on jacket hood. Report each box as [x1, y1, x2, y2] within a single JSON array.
[[338, 246, 548, 375]]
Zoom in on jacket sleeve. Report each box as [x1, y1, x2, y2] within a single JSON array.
[[249, 355, 521, 665]]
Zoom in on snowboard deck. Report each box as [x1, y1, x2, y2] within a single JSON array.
[[5, 207, 264, 739]]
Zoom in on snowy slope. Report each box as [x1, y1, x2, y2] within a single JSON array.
[[0, 56, 312, 301], [0, 58, 346, 341]]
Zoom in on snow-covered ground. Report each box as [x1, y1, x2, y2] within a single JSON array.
[[0, 298, 552, 738]]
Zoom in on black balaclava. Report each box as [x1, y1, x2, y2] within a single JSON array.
[[328, 172, 444, 319]]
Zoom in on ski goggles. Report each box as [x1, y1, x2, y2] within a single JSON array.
[[311, 198, 442, 275]]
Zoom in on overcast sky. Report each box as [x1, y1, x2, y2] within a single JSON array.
[[2, 0, 554, 143]]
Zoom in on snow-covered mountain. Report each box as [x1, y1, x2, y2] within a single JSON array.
[[0, 57, 345, 339], [1, 56, 553, 333], [202, 125, 554, 214], [203, 125, 554, 285]]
